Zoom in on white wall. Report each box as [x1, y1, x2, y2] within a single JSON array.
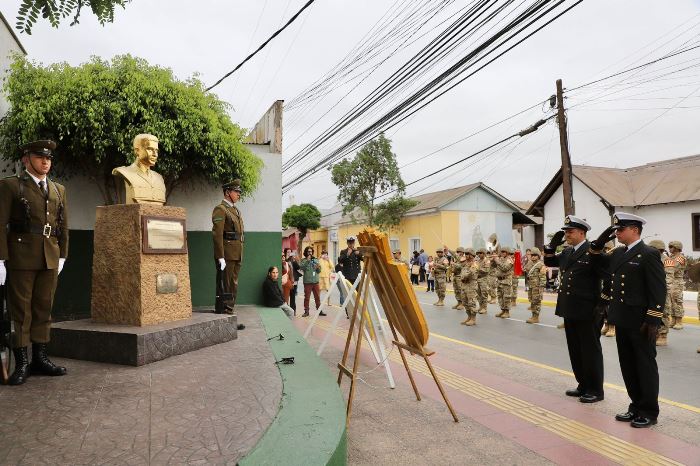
[[543, 177, 611, 239], [618, 201, 700, 258], [59, 142, 281, 233], [0, 18, 25, 117]]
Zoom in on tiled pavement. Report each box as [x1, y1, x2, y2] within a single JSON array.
[[0, 307, 282, 465]]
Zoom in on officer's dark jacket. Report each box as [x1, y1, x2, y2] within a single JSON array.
[[594, 241, 666, 329], [0, 173, 69, 270], [338, 248, 363, 281], [543, 240, 599, 320]]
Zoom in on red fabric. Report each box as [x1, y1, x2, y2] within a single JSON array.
[[514, 250, 522, 276]]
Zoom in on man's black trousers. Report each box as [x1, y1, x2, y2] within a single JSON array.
[[615, 326, 659, 419], [563, 317, 604, 397]]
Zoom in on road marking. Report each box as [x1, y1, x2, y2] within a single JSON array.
[[311, 318, 685, 465]]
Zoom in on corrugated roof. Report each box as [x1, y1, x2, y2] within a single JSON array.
[[405, 183, 481, 213], [527, 154, 700, 215]]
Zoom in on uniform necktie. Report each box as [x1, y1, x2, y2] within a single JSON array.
[[38, 180, 48, 198]]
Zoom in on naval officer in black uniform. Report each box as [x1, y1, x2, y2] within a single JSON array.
[[544, 215, 605, 403], [590, 212, 665, 428]]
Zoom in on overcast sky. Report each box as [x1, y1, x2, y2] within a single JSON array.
[[4, 0, 700, 209]]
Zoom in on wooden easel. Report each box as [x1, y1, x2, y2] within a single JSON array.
[[337, 245, 459, 425]]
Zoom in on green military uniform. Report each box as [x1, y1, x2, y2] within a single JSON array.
[[647, 240, 670, 344], [511, 250, 519, 307], [459, 250, 479, 325], [494, 248, 514, 317], [450, 247, 465, 309], [432, 251, 449, 306], [475, 249, 490, 314], [525, 249, 546, 323], [0, 140, 69, 385], [212, 180, 245, 313], [665, 241, 686, 329]]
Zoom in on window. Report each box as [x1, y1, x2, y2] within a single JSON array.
[[693, 213, 700, 251], [409, 238, 421, 254], [389, 238, 400, 252]]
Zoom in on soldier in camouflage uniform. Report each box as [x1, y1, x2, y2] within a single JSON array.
[[432, 249, 449, 306], [666, 241, 686, 330], [476, 248, 490, 314], [523, 250, 535, 310], [648, 240, 670, 346], [448, 246, 465, 310], [511, 249, 520, 307], [460, 249, 480, 326], [525, 248, 546, 324], [494, 247, 514, 318], [488, 253, 499, 303]]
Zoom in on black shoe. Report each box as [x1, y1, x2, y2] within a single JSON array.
[[8, 347, 30, 385], [579, 394, 604, 403], [302, 311, 310, 317], [318, 311, 327, 316], [631, 416, 657, 428], [237, 324, 245, 330], [615, 411, 636, 422], [29, 343, 67, 376], [565, 388, 582, 397]]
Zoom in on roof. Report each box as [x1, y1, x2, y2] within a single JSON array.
[[527, 154, 700, 215], [0, 11, 27, 55], [339, 182, 535, 224]]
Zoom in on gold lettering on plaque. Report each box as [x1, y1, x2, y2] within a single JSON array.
[[156, 273, 178, 294], [146, 219, 185, 250]]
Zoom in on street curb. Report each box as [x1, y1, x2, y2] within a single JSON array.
[[239, 308, 347, 466]]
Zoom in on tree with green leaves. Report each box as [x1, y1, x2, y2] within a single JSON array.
[[15, 0, 129, 34], [0, 54, 262, 204], [282, 203, 321, 255], [331, 133, 416, 230]]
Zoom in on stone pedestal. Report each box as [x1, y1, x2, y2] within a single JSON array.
[[91, 204, 192, 326]]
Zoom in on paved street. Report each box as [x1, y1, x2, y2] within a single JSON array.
[[293, 284, 700, 465]]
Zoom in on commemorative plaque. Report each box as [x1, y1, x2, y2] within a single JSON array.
[[142, 216, 187, 254]]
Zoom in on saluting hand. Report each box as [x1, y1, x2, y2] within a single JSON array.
[[590, 226, 617, 252]]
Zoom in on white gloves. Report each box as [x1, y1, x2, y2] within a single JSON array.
[[218, 258, 226, 271], [58, 258, 66, 275], [0, 260, 5, 285]]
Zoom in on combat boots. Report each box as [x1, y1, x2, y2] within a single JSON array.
[[452, 302, 460, 309], [500, 310, 510, 319], [526, 313, 539, 324], [656, 334, 668, 346], [434, 299, 444, 306], [605, 324, 616, 337], [29, 343, 67, 376], [495, 310, 505, 318], [478, 306, 487, 314], [455, 304, 465, 311], [601, 322, 609, 335], [460, 313, 476, 326], [672, 318, 684, 330], [8, 347, 30, 385]]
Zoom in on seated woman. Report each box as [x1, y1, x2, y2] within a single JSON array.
[[262, 266, 294, 318]]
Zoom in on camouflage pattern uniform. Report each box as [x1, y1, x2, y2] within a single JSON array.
[[433, 251, 449, 306], [525, 249, 546, 323], [450, 247, 465, 309], [494, 248, 514, 317], [666, 241, 686, 329], [459, 249, 479, 325], [476, 249, 490, 314], [488, 255, 499, 303], [511, 252, 519, 307]]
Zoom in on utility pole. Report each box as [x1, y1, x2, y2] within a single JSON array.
[[556, 79, 575, 215]]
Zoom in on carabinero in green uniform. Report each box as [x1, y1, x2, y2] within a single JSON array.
[[212, 179, 245, 315], [0, 140, 69, 386]]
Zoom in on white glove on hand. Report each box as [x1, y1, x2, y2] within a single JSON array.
[[218, 258, 226, 271], [0, 260, 5, 285], [58, 258, 66, 275]]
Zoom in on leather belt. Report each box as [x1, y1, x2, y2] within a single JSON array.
[[9, 223, 59, 238]]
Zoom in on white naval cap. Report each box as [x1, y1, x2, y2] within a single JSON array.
[[612, 212, 646, 228], [560, 215, 591, 231], [346, 235, 357, 242]]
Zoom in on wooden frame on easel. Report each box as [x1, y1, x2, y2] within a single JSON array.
[[337, 239, 459, 426]]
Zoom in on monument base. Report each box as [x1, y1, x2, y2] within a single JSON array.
[[49, 312, 237, 366]]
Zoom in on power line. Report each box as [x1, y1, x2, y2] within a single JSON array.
[[206, 0, 317, 91]]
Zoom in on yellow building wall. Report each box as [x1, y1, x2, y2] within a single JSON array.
[[337, 211, 464, 257], [301, 228, 328, 257]]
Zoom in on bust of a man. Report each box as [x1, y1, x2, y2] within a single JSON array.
[[112, 134, 167, 205]]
